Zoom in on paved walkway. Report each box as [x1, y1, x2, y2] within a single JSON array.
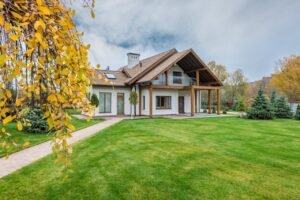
[[0, 117, 123, 178]]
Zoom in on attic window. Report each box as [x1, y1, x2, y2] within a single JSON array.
[[105, 73, 116, 79]]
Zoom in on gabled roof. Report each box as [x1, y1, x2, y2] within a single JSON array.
[[91, 48, 222, 87]]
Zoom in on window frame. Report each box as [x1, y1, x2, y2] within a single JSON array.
[[173, 71, 183, 84], [99, 92, 112, 113], [156, 96, 172, 110]]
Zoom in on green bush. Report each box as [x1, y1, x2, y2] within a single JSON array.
[[294, 105, 300, 120], [91, 94, 99, 107], [247, 89, 274, 120], [273, 97, 292, 118], [236, 97, 246, 112], [21, 108, 49, 134]]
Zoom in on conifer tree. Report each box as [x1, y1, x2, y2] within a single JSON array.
[[295, 105, 300, 120], [247, 89, 274, 119], [274, 97, 292, 118]]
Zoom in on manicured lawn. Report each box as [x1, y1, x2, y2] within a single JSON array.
[[0, 117, 299, 200], [0, 117, 103, 157]]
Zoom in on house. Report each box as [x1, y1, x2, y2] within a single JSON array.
[[289, 101, 300, 113], [89, 48, 222, 117]]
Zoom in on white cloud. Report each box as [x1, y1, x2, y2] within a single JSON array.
[[73, 0, 300, 81]]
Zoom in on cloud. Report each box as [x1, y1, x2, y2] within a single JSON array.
[[73, 0, 300, 81]]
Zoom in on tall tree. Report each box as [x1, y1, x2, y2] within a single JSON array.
[[0, 0, 95, 161], [225, 69, 248, 104], [207, 61, 228, 82], [271, 55, 300, 102]]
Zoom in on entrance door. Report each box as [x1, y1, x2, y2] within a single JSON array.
[[117, 93, 124, 115], [178, 96, 185, 114]]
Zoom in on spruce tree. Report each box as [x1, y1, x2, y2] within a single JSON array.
[[247, 89, 274, 119], [274, 97, 292, 118], [270, 89, 277, 107], [295, 105, 300, 120]]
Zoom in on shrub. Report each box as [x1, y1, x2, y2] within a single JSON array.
[[91, 94, 99, 107], [21, 108, 48, 134], [294, 105, 300, 120], [273, 97, 292, 118], [247, 89, 274, 120], [236, 97, 246, 112]]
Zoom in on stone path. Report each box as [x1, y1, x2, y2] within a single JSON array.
[[0, 117, 123, 178]]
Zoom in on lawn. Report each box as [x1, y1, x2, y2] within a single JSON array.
[[0, 117, 103, 157], [0, 117, 299, 200]]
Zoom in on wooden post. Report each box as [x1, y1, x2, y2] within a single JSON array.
[[196, 70, 200, 86], [149, 86, 153, 117], [217, 89, 221, 115], [208, 89, 212, 114], [139, 86, 142, 116], [191, 86, 195, 116], [195, 90, 197, 113]]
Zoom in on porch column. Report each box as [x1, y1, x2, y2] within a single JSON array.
[[208, 89, 212, 114], [196, 70, 200, 86], [191, 86, 195, 116], [149, 86, 153, 117], [195, 90, 197, 113], [217, 89, 221, 115], [139, 86, 142, 116]]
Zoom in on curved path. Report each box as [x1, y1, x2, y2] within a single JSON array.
[[0, 117, 123, 178]]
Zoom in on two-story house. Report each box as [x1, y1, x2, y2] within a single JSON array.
[[90, 48, 222, 117]]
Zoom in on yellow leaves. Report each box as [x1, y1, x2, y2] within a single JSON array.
[[17, 121, 23, 131], [1, 128, 5, 133], [0, 54, 7, 66], [11, 11, 22, 19], [23, 141, 30, 148], [37, 0, 43, 6], [3, 116, 15, 126], [47, 94, 57, 102], [0, 2, 4, 9], [35, 32, 43, 42], [26, 48, 34, 56], [0, 14, 4, 26], [16, 97, 25, 107], [34, 20, 46, 30], [66, 123, 76, 131], [9, 34, 19, 41], [38, 6, 51, 15], [5, 89, 12, 98]]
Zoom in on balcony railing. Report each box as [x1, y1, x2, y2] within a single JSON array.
[[152, 76, 195, 86]]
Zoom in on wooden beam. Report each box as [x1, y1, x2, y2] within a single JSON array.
[[195, 90, 197, 113], [185, 68, 207, 74], [217, 89, 221, 115], [196, 70, 200, 86], [149, 86, 153, 117], [139, 86, 142, 116], [193, 85, 222, 90], [191, 86, 195, 116], [208, 89, 212, 114]]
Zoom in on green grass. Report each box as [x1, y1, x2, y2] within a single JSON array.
[[65, 108, 82, 115], [0, 117, 103, 157], [0, 117, 300, 200]]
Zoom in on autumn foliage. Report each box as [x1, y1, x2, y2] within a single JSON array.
[[0, 0, 94, 161], [271, 55, 300, 102]]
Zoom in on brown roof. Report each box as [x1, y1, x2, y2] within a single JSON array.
[[90, 69, 128, 86], [91, 48, 222, 87]]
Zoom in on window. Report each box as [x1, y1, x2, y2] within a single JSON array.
[[142, 96, 145, 110], [99, 92, 112, 113], [173, 71, 182, 84], [105, 73, 116, 80], [156, 96, 172, 109]]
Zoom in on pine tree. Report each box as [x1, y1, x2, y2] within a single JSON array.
[[91, 94, 99, 108], [247, 89, 274, 119], [270, 89, 277, 107], [274, 97, 292, 118], [295, 105, 300, 120]]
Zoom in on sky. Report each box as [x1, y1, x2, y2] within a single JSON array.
[[73, 0, 300, 81]]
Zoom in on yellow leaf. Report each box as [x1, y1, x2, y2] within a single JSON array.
[[91, 11, 95, 18], [9, 34, 19, 41], [38, 6, 51, 15], [3, 116, 14, 125], [37, 0, 43, 6], [6, 89, 12, 98], [0, 54, 6, 66], [35, 32, 43, 42], [17, 121, 23, 131], [16, 97, 25, 107], [0, 14, 4, 26], [66, 124, 76, 131], [47, 94, 57, 102], [34, 20, 46, 30], [11, 11, 22, 19], [26, 48, 34, 56], [23, 141, 30, 148], [1, 128, 5, 133], [0, 2, 4, 9]]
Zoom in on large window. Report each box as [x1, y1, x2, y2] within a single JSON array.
[[99, 92, 111, 113], [156, 96, 172, 109], [173, 71, 182, 84]]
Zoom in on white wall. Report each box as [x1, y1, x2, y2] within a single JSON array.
[[167, 64, 193, 86], [290, 103, 299, 113], [91, 86, 133, 116], [153, 90, 179, 115]]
